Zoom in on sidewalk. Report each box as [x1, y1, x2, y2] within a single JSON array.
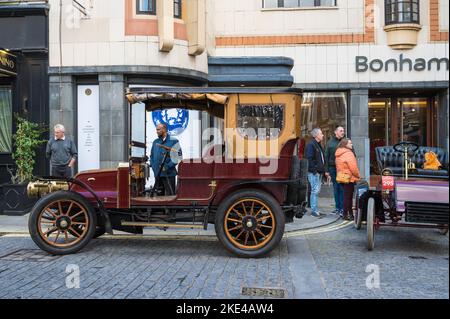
[[0, 196, 340, 236]]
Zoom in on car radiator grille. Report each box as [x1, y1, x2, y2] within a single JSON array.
[[405, 202, 449, 224]]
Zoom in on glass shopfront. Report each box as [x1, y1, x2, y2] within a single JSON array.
[[368, 94, 437, 174], [299, 92, 347, 155]]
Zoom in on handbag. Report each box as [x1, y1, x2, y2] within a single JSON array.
[[336, 171, 351, 184]]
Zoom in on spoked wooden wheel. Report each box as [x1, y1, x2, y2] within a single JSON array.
[[215, 190, 285, 258], [29, 191, 96, 255], [37, 200, 89, 247], [224, 199, 275, 250]]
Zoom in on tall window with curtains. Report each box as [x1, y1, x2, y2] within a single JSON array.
[[385, 0, 420, 25], [0, 87, 12, 153]]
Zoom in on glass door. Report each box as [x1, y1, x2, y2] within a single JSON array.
[[368, 98, 391, 174], [368, 95, 433, 175], [398, 98, 428, 146]]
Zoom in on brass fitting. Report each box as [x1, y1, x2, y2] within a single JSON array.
[[27, 180, 69, 198]]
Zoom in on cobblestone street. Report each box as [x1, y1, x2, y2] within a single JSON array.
[[0, 222, 448, 299]]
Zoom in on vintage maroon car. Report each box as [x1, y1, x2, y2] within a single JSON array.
[[27, 87, 308, 257], [354, 141, 449, 250]]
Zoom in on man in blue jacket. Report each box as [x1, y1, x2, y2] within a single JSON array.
[[150, 123, 182, 196]]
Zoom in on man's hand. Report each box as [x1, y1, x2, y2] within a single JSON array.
[[68, 158, 76, 168]]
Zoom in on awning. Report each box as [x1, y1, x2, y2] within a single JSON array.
[[0, 50, 17, 77], [126, 91, 228, 118]]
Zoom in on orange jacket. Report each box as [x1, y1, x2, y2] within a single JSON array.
[[335, 147, 360, 183]]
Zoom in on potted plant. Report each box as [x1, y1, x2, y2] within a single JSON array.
[[0, 115, 47, 215]]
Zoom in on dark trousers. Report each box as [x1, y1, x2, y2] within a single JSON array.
[[342, 183, 355, 218], [161, 176, 176, 196], [51, 166, 72, 178]]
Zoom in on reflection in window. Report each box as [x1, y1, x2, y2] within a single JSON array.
[[174, 0, 182, 18], [137, 0, 156, 14], [237, 104, 284, 139], [0, 87, 12, 153], [263, 0, 337, 8], [137, 0, 182, 18], [299, 92, 347, 155], [385, 0, 419, 25]]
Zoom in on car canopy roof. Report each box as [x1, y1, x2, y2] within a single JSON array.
[[126, 87, 302, 119]]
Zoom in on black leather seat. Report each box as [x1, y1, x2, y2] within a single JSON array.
[[375, 146, 449, 179]]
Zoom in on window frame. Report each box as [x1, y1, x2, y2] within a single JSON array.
[[136, 0, 156, 15], [0, 85, 13, 155], [136, 0, 182, 18], [385, 0, 420, 25], [262, 0, 337, 9], [174, 0, 182, 19], [236, 103, 286, 140]]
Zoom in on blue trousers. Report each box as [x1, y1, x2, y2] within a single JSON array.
[[329, 167, 344, 211], [307, 173, 322, 214]]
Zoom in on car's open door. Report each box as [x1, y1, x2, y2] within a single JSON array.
[[129, 99, 148, 196]]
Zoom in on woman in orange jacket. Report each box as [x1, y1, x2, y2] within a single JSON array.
[[335, 139, 360, 220]]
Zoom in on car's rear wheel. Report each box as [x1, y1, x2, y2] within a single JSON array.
[[366, 197, 375, 251], [215, 190, 285, 258], [28, 191, 96, 255]]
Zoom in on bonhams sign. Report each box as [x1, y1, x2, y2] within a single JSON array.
[[0, 50, 17, 76], [356, 54, 449, 72]]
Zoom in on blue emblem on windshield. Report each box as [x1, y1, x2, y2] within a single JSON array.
[[152, 109, 189, 136]]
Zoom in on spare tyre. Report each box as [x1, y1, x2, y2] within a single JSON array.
[[286, 155, 308, 206]]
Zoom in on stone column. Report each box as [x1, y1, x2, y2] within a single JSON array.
[[349, 89, 370, 182], [437, 88, 449, 155], [49, 75, 75, 171], [99, 74, 127, 169]]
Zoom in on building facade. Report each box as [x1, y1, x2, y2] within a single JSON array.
[[0, 1, 49, 184], [211, 0, 449, 180], [48, 0, 208, 172], [1, 0, 448, 184]]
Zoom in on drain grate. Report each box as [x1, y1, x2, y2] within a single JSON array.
[[241, 287, 286, 298], [408, 256, 428, 260], [0, 249, 60, 262]]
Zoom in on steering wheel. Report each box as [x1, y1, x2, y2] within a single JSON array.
[[393, 141, 419, 154]]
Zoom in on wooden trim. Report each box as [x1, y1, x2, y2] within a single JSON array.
[[215, 0, 375, 46], [429, 0, 449, 42]]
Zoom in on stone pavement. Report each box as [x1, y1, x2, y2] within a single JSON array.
[[0, 196, 340, 236]]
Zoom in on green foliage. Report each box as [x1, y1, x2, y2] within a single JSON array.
[[11, 115, 47, 184]]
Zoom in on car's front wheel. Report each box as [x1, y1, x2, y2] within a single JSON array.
[[215, 189, 285, 258], [28, 191, 96, 255]]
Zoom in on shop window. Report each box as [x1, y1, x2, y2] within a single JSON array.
[[137, 0, 156, 15], [237, 104, 284, 139], [263, 0, 337, 9], [137, 0, 182, 18], [0, 87, 12, 153], [385, 0, 419, 25], [299, 92, 347, 155]]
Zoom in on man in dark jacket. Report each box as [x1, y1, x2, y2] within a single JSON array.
[[46, 124, 78, 178], [324, 125, 345, 216], [150, 123, 182, 196], [305, 128, 329, 217]]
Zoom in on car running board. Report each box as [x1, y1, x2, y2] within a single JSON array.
[[120, 221, 204, 229]]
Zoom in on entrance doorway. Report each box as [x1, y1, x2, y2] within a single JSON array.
[[368, 94, 437, 175]]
